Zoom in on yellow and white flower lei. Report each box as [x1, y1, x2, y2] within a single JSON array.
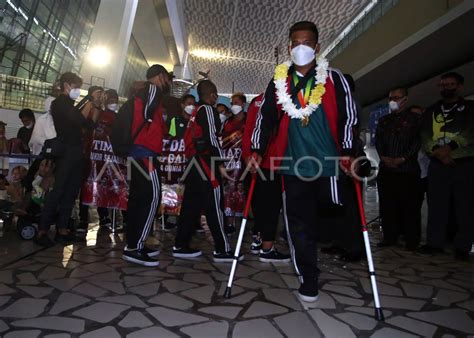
[[273, 57, 329, 121]]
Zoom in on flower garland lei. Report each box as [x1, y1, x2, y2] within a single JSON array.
[[273, 57, 329, 122]]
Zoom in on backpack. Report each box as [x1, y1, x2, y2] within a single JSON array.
[[110, 98, 147, 157]]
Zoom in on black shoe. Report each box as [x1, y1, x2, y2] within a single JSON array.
[[123, 249, 159, 267], [142, 246, 160, 258], [55, 233, 76, 245], [259, 247, 291, 263], [250, 238, 262, 255], [99, 218, 112, 227], [213, 251, 244, 263], [34, 235, 55, 248], [172, 246, 202, 258], [224, 225, 236, 236], [377, 241, 395, 248], [454, 250, 470, 261], [339, 252, 363, 263], [297, 279, 319, 303], [321, 246, 345, 255], [418, 245, 444, 255]]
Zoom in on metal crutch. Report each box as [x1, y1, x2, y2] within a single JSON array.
[[224, 174, 257, 298], [353, 177, 385, 321]]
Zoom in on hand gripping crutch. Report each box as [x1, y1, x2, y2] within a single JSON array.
[[224, 174, 257, 298], [353, 177, 385, 321]]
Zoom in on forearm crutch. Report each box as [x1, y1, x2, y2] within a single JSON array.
[[224, 173, 257, 298], [353, 177, 384, 321]]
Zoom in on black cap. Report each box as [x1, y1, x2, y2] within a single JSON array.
[[88, 86, 104, 95], [146, 64, 168, 80]]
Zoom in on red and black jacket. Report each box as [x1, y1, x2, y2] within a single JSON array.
[[251, 68, 358, 168], [184, 103, 224, 161], [130, 95, 164, 155]]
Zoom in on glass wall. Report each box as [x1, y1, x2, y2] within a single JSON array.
[[0, 0, 101, 84], [118, 34, 149, 98]]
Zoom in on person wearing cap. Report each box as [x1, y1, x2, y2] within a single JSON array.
[[120, 64, 170, 266]]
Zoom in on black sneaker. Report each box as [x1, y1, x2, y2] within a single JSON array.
[[224, 225, 236, 236], [34, 235, 55, 248], [143, 246, 160, 257], [123, 249, 159, 267], [259, 247, 291, 263], [297, 279, 319, 303], [55, 233, 76, 245], [99, 217, 112, 227], [250, 238, 262, 254], [213, 251, 244, 263], [172, 246, 202, 258]]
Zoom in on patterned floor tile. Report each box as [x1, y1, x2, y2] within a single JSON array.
[[262, 288, 302, 310], [181, 285, 215, 304], [72, 302, 130, 323], [126, 326, 179, 338], [309, 309, 353, 337], [97, 295, 148, 308], [80, 326, 120, 338], [10, 316, 85, 333], [233, 318, 283, 338], [49, 292, 90, 315], [148, 292, 193, 310], [386, 315, 437, 336], [180, 321, 229, 338], [224, 291, 258, 305], [4, 330, 42, 338], [275, 311, 320, 337], [118, 310, 153, 328], [0, 298, 49, 319], [243, 301, 288, 318], [146, 306, 209, 327], [198, 305, 242, 319], [335, 312, 378, 330], [370, 327, 418, 338], [407, 309, 474, 334]]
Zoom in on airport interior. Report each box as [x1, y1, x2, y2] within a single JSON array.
[[0, 0, 473, 337]]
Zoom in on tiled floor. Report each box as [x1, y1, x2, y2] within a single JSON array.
[[0, 188, 472, 337]]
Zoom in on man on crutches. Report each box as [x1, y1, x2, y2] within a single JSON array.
[[248, 21, 359, 303]]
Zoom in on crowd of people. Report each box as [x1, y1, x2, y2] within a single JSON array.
[[0, 20, 472, 303]]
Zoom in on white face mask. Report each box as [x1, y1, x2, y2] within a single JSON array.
[[230, 105, 242, 115], [25, 122, 34, 129], [69, 88, 81, 100], [389, 100, 400, 112], [107, 103, 118, 111], [219, 113, 228, 123], [290, 45, 316, 66], [184, 105, 195, 115]]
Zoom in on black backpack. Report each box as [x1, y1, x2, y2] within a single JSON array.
[[110, 98, 146, 157]]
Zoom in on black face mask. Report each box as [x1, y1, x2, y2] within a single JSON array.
[[440, 88, 457, 99]]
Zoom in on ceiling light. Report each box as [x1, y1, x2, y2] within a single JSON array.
[[88, 46, 111, 67], [190, 49, 226, 59]]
